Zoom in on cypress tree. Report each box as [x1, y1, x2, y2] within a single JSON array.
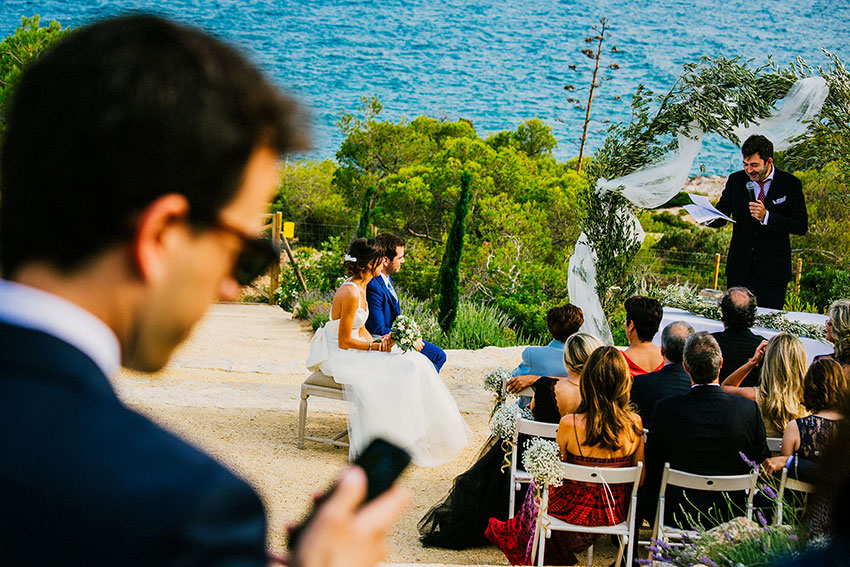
[[438, 170, 472, 334], [355, 185, 376, 239]]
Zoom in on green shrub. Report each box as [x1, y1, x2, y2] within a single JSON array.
[[440, 300, 522, 350], [276, 236, 346, 310], [798, 265, 848, 312]]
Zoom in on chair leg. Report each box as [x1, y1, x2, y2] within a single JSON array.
[[537, 527, 546, 567], [297, 393, 308, 449], [625, 533, 633, 567], [586, 544, 593, 567], [614, 536, 625, 567]]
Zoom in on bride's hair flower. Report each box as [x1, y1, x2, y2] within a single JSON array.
[[343, 254, 357, 262], [391, 315, 422, 352], [522, 437, 563, 489]]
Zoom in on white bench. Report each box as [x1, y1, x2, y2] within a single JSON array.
[[297, 371, 349, 449]]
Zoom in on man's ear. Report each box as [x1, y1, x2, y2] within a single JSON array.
[[131, 194, 191, 283]]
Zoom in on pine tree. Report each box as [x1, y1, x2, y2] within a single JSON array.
[[438, 171, 472, 334], [355, 185, 375, 239]]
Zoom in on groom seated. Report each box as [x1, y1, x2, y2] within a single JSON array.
[[366, 233, 447, 372]]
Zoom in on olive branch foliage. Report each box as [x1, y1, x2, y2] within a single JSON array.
[[579, 56, 801, 322]]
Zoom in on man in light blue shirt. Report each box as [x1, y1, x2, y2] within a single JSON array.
[[506, 304, 584, 404]]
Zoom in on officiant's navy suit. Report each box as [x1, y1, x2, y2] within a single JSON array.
[[710, 168, 807, 307], [366, 275, 447, 372], [0, 322, 267, 566]]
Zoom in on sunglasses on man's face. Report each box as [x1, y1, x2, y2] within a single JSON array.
[[214, 221, 280, 286]]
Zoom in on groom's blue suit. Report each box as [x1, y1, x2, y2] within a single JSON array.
[[366, 275, 447, 372]]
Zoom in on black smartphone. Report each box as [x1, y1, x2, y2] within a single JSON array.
[[286, 438, 411, 552]]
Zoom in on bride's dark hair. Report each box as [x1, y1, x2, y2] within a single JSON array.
[[344, 238, 383, 277]]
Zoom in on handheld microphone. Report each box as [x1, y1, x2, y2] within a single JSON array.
[[746, 181, 757, 202]]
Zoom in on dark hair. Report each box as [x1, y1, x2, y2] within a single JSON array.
[[661, 321, 695, 364], [375, 233, 406, 260], [683, 332, 722, 384], [578, 346, 642, 451], [803, 358, 848, 414], [719, 287, 757, 330], [343, 238, 383, 277], [624, 296, 664, 342], [741, 134, 773, 162], [0, 15, 307, 277], [547, 304, 584, 342]]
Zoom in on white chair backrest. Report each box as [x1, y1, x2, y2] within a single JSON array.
[[557, 461, 642, 486], [778, 466, 816, 495], [766, 437, 782, 452], [515, 417, 559, 441], [662, 465, 757, 493]]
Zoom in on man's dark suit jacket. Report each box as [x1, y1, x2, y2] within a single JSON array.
[[366, 275, 446, 371], [710, 168, 807, 289], [711, 328, 767, 388], [0, 323, 267, 566], [639, 385, 770, 528], [629, 362, 692, 429]]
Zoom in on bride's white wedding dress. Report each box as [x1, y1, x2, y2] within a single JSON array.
[[306, 281, 470, 466]]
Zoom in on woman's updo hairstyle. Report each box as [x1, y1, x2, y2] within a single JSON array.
[[343, 238, 383, 277]]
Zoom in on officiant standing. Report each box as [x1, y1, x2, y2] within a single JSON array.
[[707, 135, 808, 309], [366, 233, 447, 372]]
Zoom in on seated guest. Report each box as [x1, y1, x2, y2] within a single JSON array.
[[818, 299, 850, 379], [554, 332, 604, 416], [711, 287, 767, 388], [640, 332, 770, 530], [622, 295, 665, 377], [486, 347, 645, 565], [506, 304, 584, 401], [721, 332, 807, 437], [763, 358, 846, 533], [630, 321, 695, 428]]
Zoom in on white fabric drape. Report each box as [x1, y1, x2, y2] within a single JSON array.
[[569, 77, 829, 343]]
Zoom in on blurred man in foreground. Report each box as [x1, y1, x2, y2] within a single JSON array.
[[0, 15, 405, 567]]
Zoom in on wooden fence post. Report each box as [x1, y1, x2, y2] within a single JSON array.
[[794, 257, 803, 296], [712, 253, 721, 290], [268, 212, 282, 305], [281, 233, 308, 293]]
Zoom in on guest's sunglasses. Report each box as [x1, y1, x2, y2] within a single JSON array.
[[213, 221, 280, 286]]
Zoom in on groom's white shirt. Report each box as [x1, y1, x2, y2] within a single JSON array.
[[380, 273, 398, 301]]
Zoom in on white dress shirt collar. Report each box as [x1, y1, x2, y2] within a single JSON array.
[[0, 279, 120, 377]]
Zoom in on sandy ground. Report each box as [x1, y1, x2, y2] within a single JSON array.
[[113, 303, 638, 565]]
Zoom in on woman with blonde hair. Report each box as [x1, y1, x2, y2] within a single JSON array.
[[721, 332, 807, 437], [487, 347, 645, 565], [819, 299, 850, 379], [554, 332, 604, 416]]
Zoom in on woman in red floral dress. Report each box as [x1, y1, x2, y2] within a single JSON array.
[[486, 346, 645, 565]]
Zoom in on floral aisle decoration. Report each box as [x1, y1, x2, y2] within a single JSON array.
[[489, 401, 533, 470], [390, 314, 422, 352], [653, 283, 827, 342], [521, 437, 564, 564]]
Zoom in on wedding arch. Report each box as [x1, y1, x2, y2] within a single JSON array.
[[568, 56, 830, 343]]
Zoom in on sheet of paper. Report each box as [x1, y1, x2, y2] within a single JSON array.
[[684, 193, 735, 223]]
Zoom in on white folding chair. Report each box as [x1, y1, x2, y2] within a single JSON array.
[[535, 462, 643, 567], [508, 418, 559, 518], [774, 466, 816, 526], [766, 437, 783, 453], [652, 463, 758, 547], [297, 371, 349, 449]]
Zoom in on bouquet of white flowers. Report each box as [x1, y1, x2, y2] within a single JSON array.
[[490, 402, 533, 440], [390, 315, 422, 352], [522, 437, 563, 490], [483, 366, 512, 398]]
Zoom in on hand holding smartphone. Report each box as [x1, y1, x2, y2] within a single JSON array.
[[287, 438, 411, 553]]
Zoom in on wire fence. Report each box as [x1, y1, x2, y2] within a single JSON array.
[[281, 220, 838, 293]]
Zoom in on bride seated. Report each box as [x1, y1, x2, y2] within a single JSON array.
[[306, 237, 470, 467]]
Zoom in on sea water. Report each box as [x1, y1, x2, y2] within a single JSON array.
[[2, 0, 847, 174]]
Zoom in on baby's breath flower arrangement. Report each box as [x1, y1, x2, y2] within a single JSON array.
[[390, 315, 422, 352], [484, 366, 512, 398], [522, 437, 564, 492], [489, 402, 532, 440]]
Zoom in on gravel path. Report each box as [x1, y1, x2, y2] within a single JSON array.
[[113, 303, 626, 565]]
